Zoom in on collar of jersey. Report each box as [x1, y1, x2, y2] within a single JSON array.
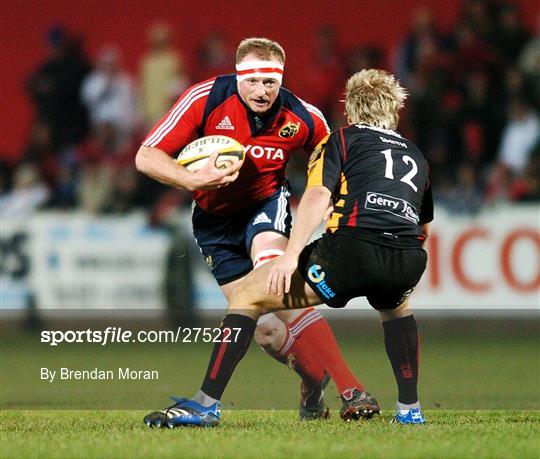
[[355, 124, 403, 138], [235, 85, 283, 136]]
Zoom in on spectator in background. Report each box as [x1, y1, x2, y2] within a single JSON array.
[[76, 121, 137, 214], [393, 7, 442, 86], [47, 146, 79, 209], [81, 46, 140, 144], [346, 45, 384, 75], [486, 98, 540, 203], [458, 0, 496, 42], [22, 123, 59, 191], [497, 98, 540, 176], [303, 26, 345, 125], [21, 123, 78, 210], [76, 123, 115, 213], [492, 3, 530, 65], [0, 161, 12, 196], [396, 7, 451, 159], [461, 69, 502, 166], [519, 17, 540, 110], [102, 167, 141, 214], [436, 162, 484, 215], [503, 68, 529, 102], [196, 32, 232, 80], [509, 145, 540, 202], [341, 44, 385, 120], [452, 22, 498, 74], [26, 24, 90, 150], [0, 164, 50, 217], [140, 23, 189, 129]]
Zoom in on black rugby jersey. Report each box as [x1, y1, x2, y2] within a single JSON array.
[[306, 124, 433, 237]]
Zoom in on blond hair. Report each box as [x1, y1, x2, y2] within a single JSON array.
[[345, 69, 408, 130], [236, 37, 286, 65]]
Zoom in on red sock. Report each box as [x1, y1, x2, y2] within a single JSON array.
[[269, 326, 326, 386], [289, 308, 365, 394], [254, 252, 326, 387]]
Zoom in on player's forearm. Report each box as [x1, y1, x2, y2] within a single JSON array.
[[286, 186, 332, 257], [135, 145, 194, 191]]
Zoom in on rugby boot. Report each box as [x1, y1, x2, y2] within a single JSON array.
[[299, 373, 331, 420], [339, 388, 380, 421], [144, 396, 220, 428]]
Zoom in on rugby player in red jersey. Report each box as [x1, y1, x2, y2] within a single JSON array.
[[137, 38, 370, 424]]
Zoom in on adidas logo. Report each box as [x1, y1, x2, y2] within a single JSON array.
[[253, 212, 272, 225], [215, 116, 234, 130]]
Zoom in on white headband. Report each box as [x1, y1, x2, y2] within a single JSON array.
[[236, 60, 284, 84]]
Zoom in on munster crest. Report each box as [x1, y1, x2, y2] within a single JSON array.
[[279, 121, 300, 138]]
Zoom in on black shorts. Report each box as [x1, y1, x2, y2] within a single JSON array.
[[298, 229, 427, 309]]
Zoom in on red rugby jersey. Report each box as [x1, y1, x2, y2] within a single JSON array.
[[143, 75, 329, 215]]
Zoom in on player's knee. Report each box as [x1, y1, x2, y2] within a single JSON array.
[[254, 316, 286, 349], [254, 322, 278, 347]]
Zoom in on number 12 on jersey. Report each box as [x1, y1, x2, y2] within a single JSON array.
[[380, 149, 418, 192]]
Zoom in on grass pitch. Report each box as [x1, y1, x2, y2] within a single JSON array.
[[1, 410, 539, 458]]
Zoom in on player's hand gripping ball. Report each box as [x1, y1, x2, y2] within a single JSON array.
[[177, 135, 245, 172]]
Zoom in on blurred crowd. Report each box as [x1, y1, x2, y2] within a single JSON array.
[[1, 0, 539, 221], [297, 1, 540, 213]]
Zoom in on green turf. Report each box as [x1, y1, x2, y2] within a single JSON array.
[[1, 410, 539, 458]]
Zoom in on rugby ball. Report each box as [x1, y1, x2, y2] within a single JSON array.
[[177, 135, 245, 172]]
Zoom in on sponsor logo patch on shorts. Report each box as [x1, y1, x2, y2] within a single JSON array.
[[365, 192, 419, 224], [307, 264, 336, 300]]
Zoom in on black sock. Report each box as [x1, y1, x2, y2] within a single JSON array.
[[200, 313, 257, 400], [382, 314, 419, 405]]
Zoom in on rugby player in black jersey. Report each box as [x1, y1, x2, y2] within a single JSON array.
[[151, 69, 433, 427]]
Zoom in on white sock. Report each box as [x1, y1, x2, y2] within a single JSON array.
[[192, 390, 220, 407], [397, 401, 420, 413]]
